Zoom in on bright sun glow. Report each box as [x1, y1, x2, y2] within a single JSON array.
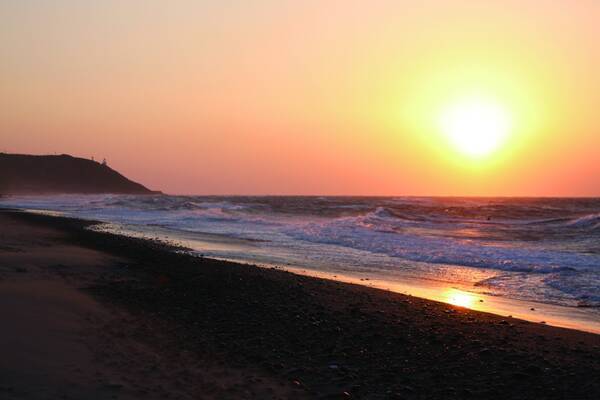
[[440, 98, 512, 158]]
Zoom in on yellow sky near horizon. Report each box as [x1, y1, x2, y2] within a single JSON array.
[[1, 0, 599, 195]]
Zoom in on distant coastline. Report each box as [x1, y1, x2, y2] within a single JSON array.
[[0, 153, 158, 195]]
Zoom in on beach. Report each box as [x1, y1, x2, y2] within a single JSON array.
[[1, 209, 599, 399], [3, 195, 599, 333]]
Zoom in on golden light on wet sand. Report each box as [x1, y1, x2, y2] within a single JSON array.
[[446, 289, 478, 308]]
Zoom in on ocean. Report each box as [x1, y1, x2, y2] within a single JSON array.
[[2, 195, 599, 313]]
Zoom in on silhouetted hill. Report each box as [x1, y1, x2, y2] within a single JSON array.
[[0, 153, 157, 194]]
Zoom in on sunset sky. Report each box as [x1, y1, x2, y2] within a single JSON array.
[[1, 0, 599, 196]]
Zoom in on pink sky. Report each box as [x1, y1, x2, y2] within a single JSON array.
[[1, 1, 599, 195]]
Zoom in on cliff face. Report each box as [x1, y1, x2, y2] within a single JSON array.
[[0, 153, 156, 194]]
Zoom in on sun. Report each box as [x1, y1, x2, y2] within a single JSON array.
[[440, 97, 512, 158]]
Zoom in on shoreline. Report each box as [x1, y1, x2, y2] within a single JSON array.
[[1, 209, 600, 399], [89, 216, 600, 334], [277, 266, 600, 334]]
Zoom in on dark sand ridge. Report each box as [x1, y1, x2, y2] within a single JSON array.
[[0, 211, 306, 399], [1, 209, 599, 399]]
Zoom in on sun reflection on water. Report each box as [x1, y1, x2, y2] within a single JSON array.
[[446, 289, 477, 308]]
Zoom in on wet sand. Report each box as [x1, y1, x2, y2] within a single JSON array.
[[96, 222, 600, 334], [1, 209, 599, 399], [277, 266, 600, 334]]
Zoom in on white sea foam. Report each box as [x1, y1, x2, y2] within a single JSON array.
[[1, 194, 599, 307], [285, 210, 598, 273]]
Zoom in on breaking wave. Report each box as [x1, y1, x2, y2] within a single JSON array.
[[1, 194, 599, 307]]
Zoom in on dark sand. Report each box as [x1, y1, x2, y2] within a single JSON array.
[[1, 210, 599, 399]]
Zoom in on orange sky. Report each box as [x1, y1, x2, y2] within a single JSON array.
[[1, 1, 599, 196]]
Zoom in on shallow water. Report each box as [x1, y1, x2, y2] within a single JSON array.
[[2, 195, 599, 328]]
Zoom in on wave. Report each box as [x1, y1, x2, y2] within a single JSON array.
[[285, 209, 600, 274], [564, 213, 600, 230], [2, 194, 599, 308]]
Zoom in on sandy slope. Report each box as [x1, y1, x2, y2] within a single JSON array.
[[1, 210, 599, 399], [0, 213, 306, 399]]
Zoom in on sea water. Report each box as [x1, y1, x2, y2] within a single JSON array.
[[2, 195, 599, 315]]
